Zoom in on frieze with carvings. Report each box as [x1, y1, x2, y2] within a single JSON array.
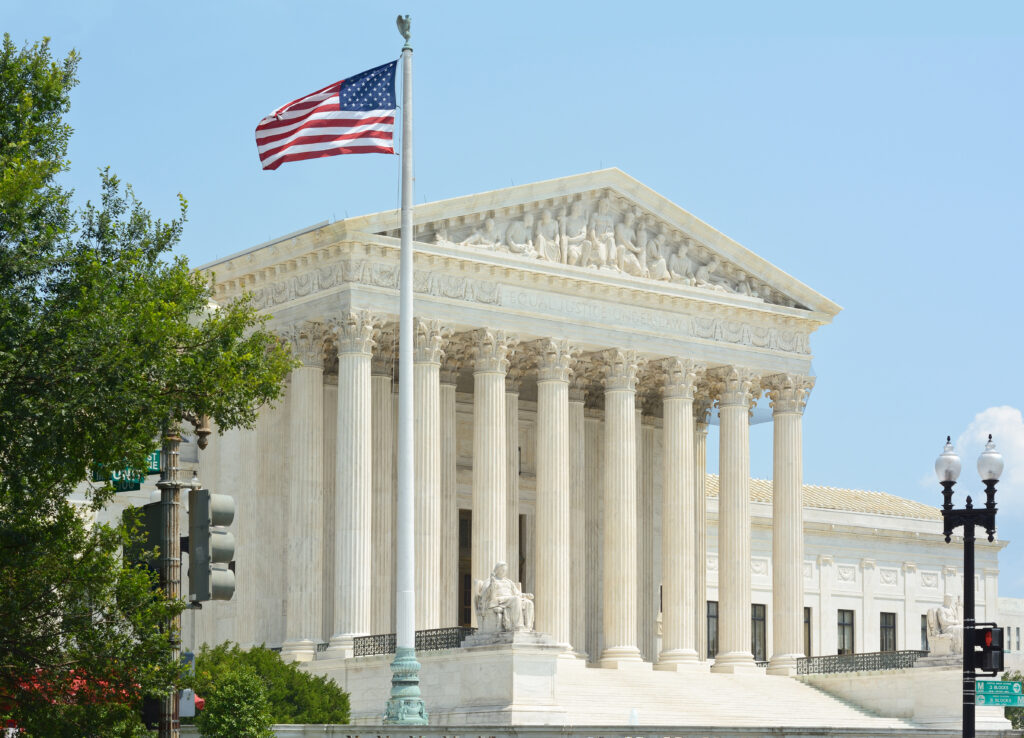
[[388, 192, 806, 310], [920, 572, 939, 589], [751, 558, 769, 577], [879, 568, 899, 586], [837, 565, 857, 583]]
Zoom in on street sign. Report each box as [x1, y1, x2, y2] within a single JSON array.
[[977, 680, 1022, 696], [976, 693, 1024, 707], [146, 450, 161, 474]]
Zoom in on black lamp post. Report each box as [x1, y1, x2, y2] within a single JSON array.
[[935, 434, 1003, 738]]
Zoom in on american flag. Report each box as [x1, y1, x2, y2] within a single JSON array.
[[255, 60, 397, 170]]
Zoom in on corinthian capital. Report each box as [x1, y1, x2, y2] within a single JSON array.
[[662, 358, 706, 400], [535, 338, 576, 383], [440, 352, 463, 385], [762, 373, 815, 415], [708, 365, 761, 408], [472, 328, 515, 373], [282, 321, 329, 368], [330, 310, 377, 355], [413, 319, 447, 365], [602, 349, 642, 392]]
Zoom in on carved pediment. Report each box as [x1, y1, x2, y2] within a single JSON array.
[[369, 177, 817, 311]]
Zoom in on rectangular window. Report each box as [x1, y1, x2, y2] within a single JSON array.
[[921, 614, 929, 651], [880, 612, 897, 652], [1016, 626, 1020, 652], [838, 609, 855, 655], [751, 604, 767, 662], [707, 601, 719, 659], [804, 606, 812, 657]]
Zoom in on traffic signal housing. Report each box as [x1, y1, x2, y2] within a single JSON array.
[[187, 488, 236, 602], [976, 625, 1004, 674], [123, 501, 164, 573]]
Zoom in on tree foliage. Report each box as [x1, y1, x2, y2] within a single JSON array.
[[194, 668, 274, 738], [188, 643, 350, 724], [0, 34, 295, 734]]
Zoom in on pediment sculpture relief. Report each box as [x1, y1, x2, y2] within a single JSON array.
[[421, 194, 802, 309]]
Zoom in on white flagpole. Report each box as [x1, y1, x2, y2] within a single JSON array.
[[385, 14, 428, 726]]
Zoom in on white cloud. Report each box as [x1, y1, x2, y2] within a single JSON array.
[[955, 406, 1024, 516]]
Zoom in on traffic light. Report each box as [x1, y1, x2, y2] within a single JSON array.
[[123, 501, 164, 572], [976, 626, 1005, 674], [187, 488, 235, 602]]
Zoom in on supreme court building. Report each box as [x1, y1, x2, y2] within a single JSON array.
[[182, 169, 1009, 728]]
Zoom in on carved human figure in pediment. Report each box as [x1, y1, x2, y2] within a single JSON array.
[[461, 217, 502, 248], [615, 210, 646, 277], [535, 209, 561, 262], [695, 255, 729, 291], [640, 215, 670, 281], [505, 213, 538, 258], [561, 201, 590, 267], [667, 234, 695, 284], [434, 222, 451, 245], [586, 197, 616, 269]]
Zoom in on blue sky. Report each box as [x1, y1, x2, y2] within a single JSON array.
[[8, 2, 1023, 595]]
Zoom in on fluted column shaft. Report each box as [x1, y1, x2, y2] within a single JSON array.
[[569, 385, 587, 656], [765, 374, 813, 675], [535, 340, 573, 649], [414, 320, 444, 630], [505, 374, 521, 582], [694, 409, 711, 661], [601, 350, 643, 666], [439, 360, 460, 626], [657, 359, 703, 669], [281, 323, 327, 662], [370, 368, 394, 634], [472, 330, 511, 592], [636, 406, 656, 662], [711, 367, 759, 673], [328, 313, 375, 657]]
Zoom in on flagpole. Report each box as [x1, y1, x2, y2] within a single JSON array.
[[385, 14, 428, 726]]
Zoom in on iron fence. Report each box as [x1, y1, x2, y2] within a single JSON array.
[[350, 626, 477, 657], [796, 649, 929, 675]]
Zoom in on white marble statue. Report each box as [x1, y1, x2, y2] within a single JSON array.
[[505, 213, 538, 258], [535, 209, 561, 262], [642, 215, 671, 281], [560, 202, 590, 266], [667, 235, 695, 284], [586, 197, 616, 269], [461, 217, 502, 248], [926, 594, 964, 656], [615, 210, 646, 277], [474, 561, 535, 633]]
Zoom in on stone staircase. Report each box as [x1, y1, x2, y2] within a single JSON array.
[[555, 663, 920, 729]]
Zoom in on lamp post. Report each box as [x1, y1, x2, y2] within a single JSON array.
[[935, 434, 1003, 738]]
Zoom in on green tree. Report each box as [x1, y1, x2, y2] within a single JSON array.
[[194, 668, 274, 738], [0, 34, 294, 735], [1003, 670, 1024, 730], [189, 643, 350, 724]]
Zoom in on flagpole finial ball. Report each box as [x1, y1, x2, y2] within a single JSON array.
[[396, 15, 411, 43]]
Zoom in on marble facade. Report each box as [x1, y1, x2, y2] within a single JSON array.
[[182, 170, 1006, 686]]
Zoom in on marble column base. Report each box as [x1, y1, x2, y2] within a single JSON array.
[[654, 648, 704, 672], [280, 638, 317, 663], [710, 650, 762, 674], [322, 634, 356, 660], [766, 652, 802, 676], [599, 646, 647, 669]]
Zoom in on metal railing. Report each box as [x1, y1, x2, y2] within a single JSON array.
[[796, 649, 929, 675], [350, 626, 477, 657]]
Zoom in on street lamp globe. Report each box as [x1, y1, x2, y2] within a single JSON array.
[[935, 436, 962, 483], [977, 434, 1004, 482]]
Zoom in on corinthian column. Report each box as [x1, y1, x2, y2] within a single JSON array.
[[371, 343, 395, 634], [326, 311, 376, 658], [600, 349, 644, 667], [505, 360, 523, 582], [569, 376, 587, 656], [280, 321, 328, 662], [710, 365, 760, 674], [693, 394, 713, 661], [439, 354, 461, 626], [472, 330, 513, 594], [535, 339, 574, 650], [413, 320, 444, 630], [657, 358, 705, 671], [763, 373, 814, 675]]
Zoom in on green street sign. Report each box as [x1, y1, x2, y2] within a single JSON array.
[[146, 450, 161, 475], [977, 680, 1022, 696], [976, 692, 1024, 707]]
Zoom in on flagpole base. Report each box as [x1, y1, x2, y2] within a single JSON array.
[[383, 646, 429, 725]]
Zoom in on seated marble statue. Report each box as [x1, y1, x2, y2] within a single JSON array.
[[505, 213, 538, 258], [926, 594, 964, 656], [474, 561, 535, 633], [461, 217, 503, 248]]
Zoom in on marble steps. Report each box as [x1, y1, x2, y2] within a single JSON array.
[[554, 665, 918, 729]]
